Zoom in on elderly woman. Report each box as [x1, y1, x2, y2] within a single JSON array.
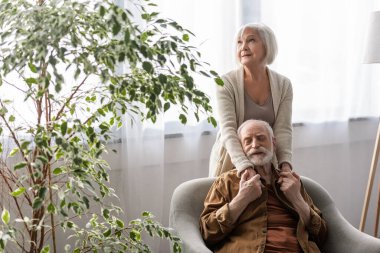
[[209, 23, 293, 177]]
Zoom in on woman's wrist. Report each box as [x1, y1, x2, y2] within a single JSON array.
[[280, 162, 292, 172]]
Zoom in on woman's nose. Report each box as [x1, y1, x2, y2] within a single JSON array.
[[241, 42, 248, 51]]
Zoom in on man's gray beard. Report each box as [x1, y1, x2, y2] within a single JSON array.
[[247, 147, 273, 166]]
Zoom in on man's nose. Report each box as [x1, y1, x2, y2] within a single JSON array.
[[251, 140, 260, 148]]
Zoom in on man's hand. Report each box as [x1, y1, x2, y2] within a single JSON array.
[[238, 170, 263, 204], [278, 171, 311, 225], [278, 171, 302, 203], [228, 170, 263, 224]]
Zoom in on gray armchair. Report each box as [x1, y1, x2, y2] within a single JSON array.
[[169, 176, 380, 253]]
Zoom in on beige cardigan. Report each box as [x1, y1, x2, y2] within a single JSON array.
[[209, 66, 293, 176]]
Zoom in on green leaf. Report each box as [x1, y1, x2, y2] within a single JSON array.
[[112, 21, 121, 35], [40, 245, 50, 253], [179, 114, 187, 124], [47, 203, 56, 214], [142, 61, 153, 74], [38, 187, 47, 199], [158, 74, 167, 84], [103, 229, 111, 237], [208, 116, 217, 127], [116, 219, 124, 228], [99, 5, 106, 16], [1, 208, 10, 225], [210, 70, 219, 76], [36, 155, 48, 164], [124, 29, 130, 44], [82, 196, 89, 209], [61, 121, 67, 135], [53, 167, 63, 175], [199, 71, 210, 77], [10, 187, 25, 197], [8, 115, 15, 122], [14, 162, 27, 171], [102, 208, 110, 219], [182, 34, 189, 42], [8, 147, 19, 157], [28, 62, 38, 73], [21, 141, 30, 150], [214, 77, 224, 86], [25, 77, 37, 85], [130, 229, 141, 241], [32, 197, 43, 210], [164, 102, 170, 112]]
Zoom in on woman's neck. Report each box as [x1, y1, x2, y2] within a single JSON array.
[[243, 64, 267, 82]]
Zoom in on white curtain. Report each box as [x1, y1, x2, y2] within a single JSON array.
[[117, 0, 380, 252], [261, 0, 380, 123], [118, 1, 239, 251]]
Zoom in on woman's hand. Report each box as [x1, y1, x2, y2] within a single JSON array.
[[243, 166, 257, 179], [280, 162, 292, 172]]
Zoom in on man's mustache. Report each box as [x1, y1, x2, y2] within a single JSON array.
[[246, 147, 270, 156]]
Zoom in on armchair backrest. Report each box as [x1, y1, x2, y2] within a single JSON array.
[[169, 176, 380, 253]]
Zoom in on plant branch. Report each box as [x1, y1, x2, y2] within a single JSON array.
[[0, 165, 31, 238], [55, 75, 89, 121], [0, 100, 35, 185], [2, 78, 28, 94]]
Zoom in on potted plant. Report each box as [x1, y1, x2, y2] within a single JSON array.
[[0, 0, 222, 252]]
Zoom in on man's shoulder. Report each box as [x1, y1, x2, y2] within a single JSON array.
[[213, 169, 240, 196], [216, 169, 240, 185]]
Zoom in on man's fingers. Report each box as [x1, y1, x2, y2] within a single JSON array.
[[279, 171, 292, 177], [247, 174, 261, 183], [292, 171, 300, 180]]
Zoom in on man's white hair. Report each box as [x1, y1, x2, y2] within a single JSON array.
[[237, 119, 274, 140]]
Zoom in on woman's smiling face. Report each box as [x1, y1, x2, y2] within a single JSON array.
[[236, 27, 266, 66]]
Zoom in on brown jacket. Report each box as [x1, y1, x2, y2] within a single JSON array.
[[199, 169, 327, 253]]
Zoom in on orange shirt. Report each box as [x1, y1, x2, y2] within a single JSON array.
[[265, 184, 302, 252], [199, 169, 327, 253]]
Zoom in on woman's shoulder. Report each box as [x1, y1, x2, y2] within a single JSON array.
[[267, 68, 292, 95], [222, 67, 242, 84], [267, 67, 291, 85]]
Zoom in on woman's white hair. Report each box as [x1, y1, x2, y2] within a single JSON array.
[[234, 23, 278, 65]]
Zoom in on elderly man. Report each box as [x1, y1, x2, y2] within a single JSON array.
[[200, 119, 327, 253]]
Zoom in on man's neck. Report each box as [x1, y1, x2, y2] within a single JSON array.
[[255, 163, 272, 185]]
